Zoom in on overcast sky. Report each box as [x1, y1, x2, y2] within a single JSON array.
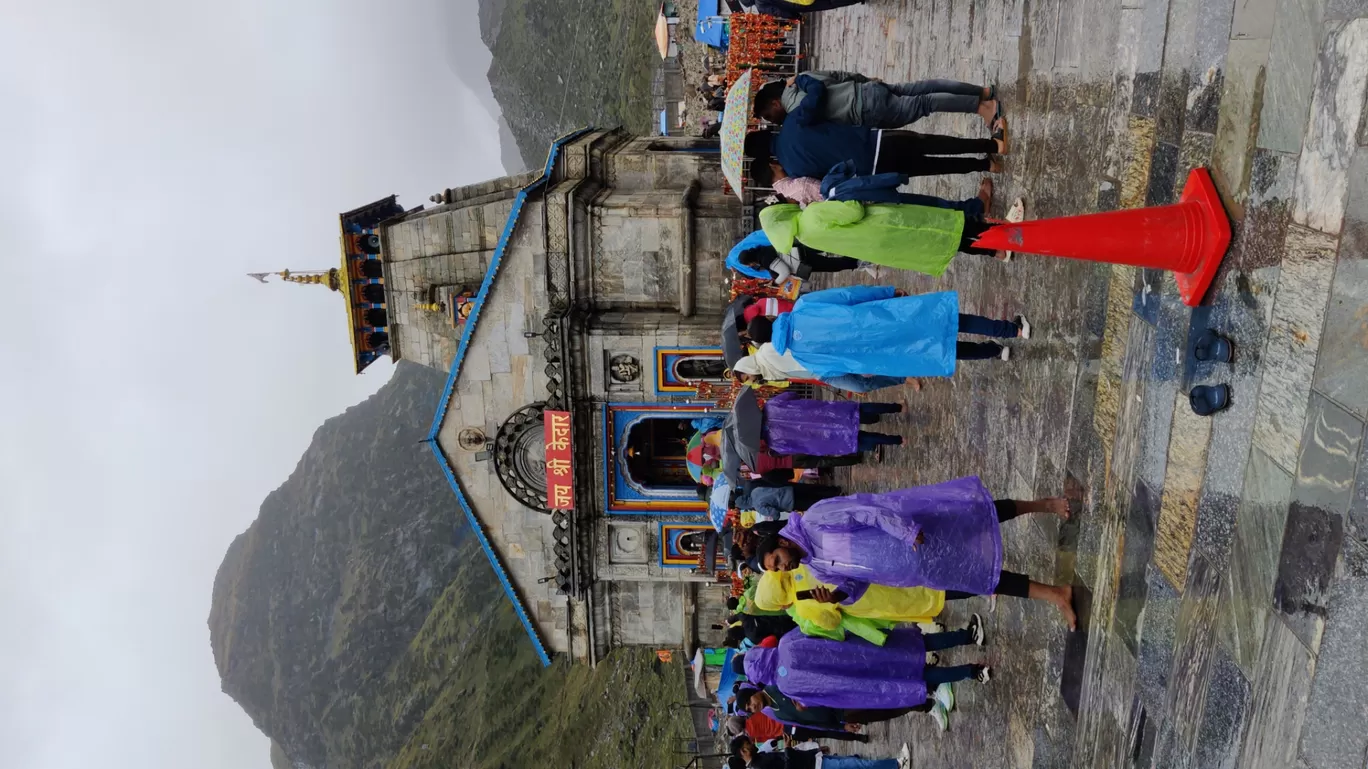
[[0, 1, 503, 767]]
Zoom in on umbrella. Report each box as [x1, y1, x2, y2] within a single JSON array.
[[719, 69, 756, 200], [723, 388, 763, 480], [708, 477, 732, 531], [686, 429, 724, 483], [730, 387, 764, 451], [654, 9, 671, 59], [720, 429, 744, 485], [721, 294, 754, 366]]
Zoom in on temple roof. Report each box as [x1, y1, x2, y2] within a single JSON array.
[[338, 195, 404, 374], [423, 128, 592, 667]]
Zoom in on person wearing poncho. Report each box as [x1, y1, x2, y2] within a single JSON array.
[[758, 200, 1001, 277], [733, 346, 907, 394], [761, 392, 904, 457], [758, 478, 1080, 629], [746, 287, 1028, 381], [754, 564, 947, 639], [741, 625, 985, 712]]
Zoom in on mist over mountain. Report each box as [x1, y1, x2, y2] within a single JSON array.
[[437, 0, 526, 173]]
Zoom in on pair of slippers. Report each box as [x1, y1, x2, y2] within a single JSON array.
[[1190, 330, 1233, 416]]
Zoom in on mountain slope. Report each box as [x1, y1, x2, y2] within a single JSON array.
[[208, 362, 691, 769], [481, 0, 660, 167], [436, 0, 525, 173]]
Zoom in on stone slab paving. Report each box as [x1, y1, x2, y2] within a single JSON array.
[[794, 1, 1368, 766]]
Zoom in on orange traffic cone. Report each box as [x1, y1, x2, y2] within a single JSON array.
[[973, 168, 1232, 306]]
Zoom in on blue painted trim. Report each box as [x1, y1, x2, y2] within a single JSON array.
[[425, 441, 554, 664], [423, 127, 593, 668]]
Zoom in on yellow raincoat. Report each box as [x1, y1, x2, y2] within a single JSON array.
[[755, 565, 946, 631]]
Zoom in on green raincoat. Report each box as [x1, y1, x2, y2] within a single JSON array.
[[759, 201, 965, 278]]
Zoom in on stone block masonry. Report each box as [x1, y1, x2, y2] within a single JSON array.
[[802, 4, 1368, 767]]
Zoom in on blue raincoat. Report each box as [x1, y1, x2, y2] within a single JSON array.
[[725, 230, 774, 279], [772, 286, 959, 378]]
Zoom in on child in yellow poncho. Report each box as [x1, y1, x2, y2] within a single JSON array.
[[754, 564, 948, 643]]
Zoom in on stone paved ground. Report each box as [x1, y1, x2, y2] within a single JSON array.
[[794, 0, 1368, 766]]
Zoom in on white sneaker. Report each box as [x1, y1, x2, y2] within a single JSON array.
[[1015, 314, 1031, 339], [968, 612, 986, 646], [999, 346, 1012, 361], [974, 665, 993, 684], [898, 742, 912, 768], [930, 702, 950, 732], [925, 651, 941, 666], [933, 682, 956, 713], [917, 621, 946, 634]]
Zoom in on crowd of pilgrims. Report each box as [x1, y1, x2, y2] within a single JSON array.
[[707, 478, 1074, 768], [699, 63, 1083, 769]]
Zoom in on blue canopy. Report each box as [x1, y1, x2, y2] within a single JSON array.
[[694, 0, 728, 48]]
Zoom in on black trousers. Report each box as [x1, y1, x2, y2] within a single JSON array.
[[792, 484, 845, 509], [945, 570, 1031, 599], [875, 131, 996, 177], [792, 453, 862, 468], [858, 402, 902, 423], [843, 705, 931, 722], [959, 218, 998, 256], [956, 341, 1003, 360], [798, 246, 861, 273]]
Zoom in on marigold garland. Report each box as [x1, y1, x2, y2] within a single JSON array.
[[723, 15, 801, 87]]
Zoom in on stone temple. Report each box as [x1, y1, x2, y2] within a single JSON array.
[[319, 128, 746, 664]]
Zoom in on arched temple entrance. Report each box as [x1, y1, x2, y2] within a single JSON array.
[[623, 418, 696, 489], [604, 404, 713, 512]]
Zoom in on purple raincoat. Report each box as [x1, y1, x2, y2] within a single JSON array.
[[779, 476, 1003, 595], [762, 392, 860, 456], [751, 628, 929, 709]]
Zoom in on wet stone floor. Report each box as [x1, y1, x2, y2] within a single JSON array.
[[794, 1, 1368, 766]]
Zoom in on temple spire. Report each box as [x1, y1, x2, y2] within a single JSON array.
[[248, 269, 341, 291]]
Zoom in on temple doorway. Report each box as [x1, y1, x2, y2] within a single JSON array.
[[623, 418, 695, 489]]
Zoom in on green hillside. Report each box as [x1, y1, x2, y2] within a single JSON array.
[[208, 362, 693, 769], [485, 0, 661, 165]]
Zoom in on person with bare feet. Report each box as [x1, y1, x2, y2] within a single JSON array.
[[756, 73, 1002, 133], [755, 477, 1079, 629]]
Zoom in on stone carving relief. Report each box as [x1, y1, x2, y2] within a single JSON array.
[[492, 404, 549, 512], [608, 523, 649, 564], [608, 354, 641, 383]]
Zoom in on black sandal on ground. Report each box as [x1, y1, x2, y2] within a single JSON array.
[[1189, 384, 1231, 416], [992, 119, 1009, 154], [1193, 329, 1233, 363]]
